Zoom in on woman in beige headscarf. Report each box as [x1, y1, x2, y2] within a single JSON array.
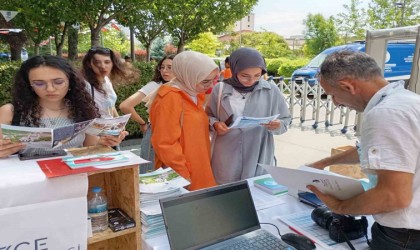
[[149, 51, 219, 190]]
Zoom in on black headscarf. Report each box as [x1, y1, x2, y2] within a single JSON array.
[[225, 47, 267, 93]]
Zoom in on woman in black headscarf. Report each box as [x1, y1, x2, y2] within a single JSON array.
[[206, 47, 291, 184]]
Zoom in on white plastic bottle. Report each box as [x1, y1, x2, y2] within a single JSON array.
[[88, 186, 108, 233]]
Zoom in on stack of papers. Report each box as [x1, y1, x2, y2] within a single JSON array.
[[139, 168, 189, 239]]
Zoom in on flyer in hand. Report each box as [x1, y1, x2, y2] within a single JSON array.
[[85, 114, 131, 136], [229, 114, 279, 129]]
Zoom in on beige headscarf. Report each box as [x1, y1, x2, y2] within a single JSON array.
[[144, 51, 218, 109]]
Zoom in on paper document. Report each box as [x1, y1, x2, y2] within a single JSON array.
[[261, 165, 365, 200], [229, 114, 279, 129]]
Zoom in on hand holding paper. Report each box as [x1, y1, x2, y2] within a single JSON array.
[[229, 114, 279, 129]]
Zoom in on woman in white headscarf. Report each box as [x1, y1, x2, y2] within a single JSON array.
[[149, 51, 219, 190]]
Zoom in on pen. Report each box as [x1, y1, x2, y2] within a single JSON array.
[[288, 226, 316, 244]]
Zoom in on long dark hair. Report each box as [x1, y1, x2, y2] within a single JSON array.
[[12, 55, 99, 126], [152, 54, 176, 83], [81, 47, 125, 94]]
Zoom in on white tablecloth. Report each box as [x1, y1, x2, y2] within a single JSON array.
[[0, 155, 88, 249]]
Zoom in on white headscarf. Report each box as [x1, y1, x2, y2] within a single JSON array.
[[144, 51, 218, 109]]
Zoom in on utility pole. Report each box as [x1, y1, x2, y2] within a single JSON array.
[[400, 0, 406, 27]]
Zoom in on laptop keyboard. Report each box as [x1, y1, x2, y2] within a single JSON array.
[[213, 230, 295, 250]]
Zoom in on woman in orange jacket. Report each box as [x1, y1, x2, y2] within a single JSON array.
[[148, 51, 219, 190]]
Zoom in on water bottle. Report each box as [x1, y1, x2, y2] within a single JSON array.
[[88, 186, 108, 233]]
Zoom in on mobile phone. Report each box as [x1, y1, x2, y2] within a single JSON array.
[[18, 148, 67, 161], [225, 114, 234, 127]]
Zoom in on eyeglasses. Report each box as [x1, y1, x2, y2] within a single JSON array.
[[88, 47, 111, 54], [158, 65, 172, 72], [200, 75, 219, 86], [31, 79, 68, 90], [237, 74, 262, 82]]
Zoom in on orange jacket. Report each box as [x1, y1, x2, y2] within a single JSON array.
[[150, 85, 216, 190], [221, 68, 232, 79]]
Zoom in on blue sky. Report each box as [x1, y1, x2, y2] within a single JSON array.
[[252, 0, 370, 38]]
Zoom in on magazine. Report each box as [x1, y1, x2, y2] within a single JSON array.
[[0, 114, 130, 148], [229, 114, 279, 129]]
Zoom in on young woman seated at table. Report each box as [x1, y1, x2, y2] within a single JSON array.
[[0, 55, 127, 158]]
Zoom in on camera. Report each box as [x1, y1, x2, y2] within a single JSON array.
[[311, 206, 368, 243]]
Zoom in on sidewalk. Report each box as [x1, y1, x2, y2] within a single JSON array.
[[121, 124, 357, 169], [274, 123, 357, 168]]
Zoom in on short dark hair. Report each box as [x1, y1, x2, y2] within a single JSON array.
[[225, 56, 230, 63], [320, 50, 382, 85]]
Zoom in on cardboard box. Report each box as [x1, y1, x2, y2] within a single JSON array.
[[329, 146, 367, 179]]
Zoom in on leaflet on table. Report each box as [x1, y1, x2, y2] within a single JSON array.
[[139, 167, 190, 193], [62, 152, 129, 169], [229, 114, 279, 129], [84, 114, 131, 136], [1, 120, 93, 148], [37, 150, 147, 178], [261, 164, 365, 200]]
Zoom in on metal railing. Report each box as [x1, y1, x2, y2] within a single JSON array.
[[272, 77, 358, 135]]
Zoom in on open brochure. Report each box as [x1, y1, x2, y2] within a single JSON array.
[[0, 114, 130, 148], [139, 167, 190, 193], [229, 114, 279, 129], [261, 164, 365, 200]]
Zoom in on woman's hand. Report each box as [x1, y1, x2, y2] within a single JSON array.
[[98, 131, 129, 147], [213, 121, 230, 136], [261, 119, 281, 131], [140, 123, 148, 133], [0, 139, 25, 158]]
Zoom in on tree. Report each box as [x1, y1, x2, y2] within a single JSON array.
[[303, 14, 339, 56], [102, 27, 131, 55], [187, 32, 221, 55], [150, 37, 166, 60], [335, 0, 367, 43], [241, 31, 291, 58], [0, 16, 27, 61], [120, 4, 167, 62], [368, 0, 420, 28], [156, 0, 258, 53], [69, 0, 148, 47]]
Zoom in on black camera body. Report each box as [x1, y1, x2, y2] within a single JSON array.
[[311, 206, 368, 243]]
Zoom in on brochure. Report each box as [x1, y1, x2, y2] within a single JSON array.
[[0, 114, 130, 148], [37, 150, 147, 178], [62, 152, 129, 169], [85, 114, 131, 136], [229, 114, 279, 129], [139, 167, 190, 194], [261, 164, 365, 200], [253, 177, 288, 195]]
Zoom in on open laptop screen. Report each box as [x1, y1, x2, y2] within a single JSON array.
[[160, 180, 260, 250]]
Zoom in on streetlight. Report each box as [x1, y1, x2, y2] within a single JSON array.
[[394, 0, 406, 27]]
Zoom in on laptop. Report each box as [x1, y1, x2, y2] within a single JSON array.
[[159, 180, 295, 250]]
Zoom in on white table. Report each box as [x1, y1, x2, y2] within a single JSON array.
[[0, 155, 88, 250], [142, 175, 372, 250]]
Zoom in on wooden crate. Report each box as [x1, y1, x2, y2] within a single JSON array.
[[329, 145, 367, 179]]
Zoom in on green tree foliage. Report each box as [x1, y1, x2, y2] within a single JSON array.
[[335, 0, 367, 43], [304, 14, 339, 56], [102, 28, 131, 56], [121, 4, 167, 62], [69, 0, 148, 47], [150, 37, 166, 60], [187, 32, 221, 55], [368, 0, 420, 28], [155, 0, 258, 52], [241, 31, 291, 58]]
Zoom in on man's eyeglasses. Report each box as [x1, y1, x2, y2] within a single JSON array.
[[158, 65, 172, 72], [31, 80, 68, 90], [88, 47, 111, 54]]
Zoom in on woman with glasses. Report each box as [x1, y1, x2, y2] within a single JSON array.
[[206, 47, 291, 184], [119, 54, 175, 172], [82, 47, 126, 118], [0, 56, 127, 158], [146, 51, 218, 190]]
